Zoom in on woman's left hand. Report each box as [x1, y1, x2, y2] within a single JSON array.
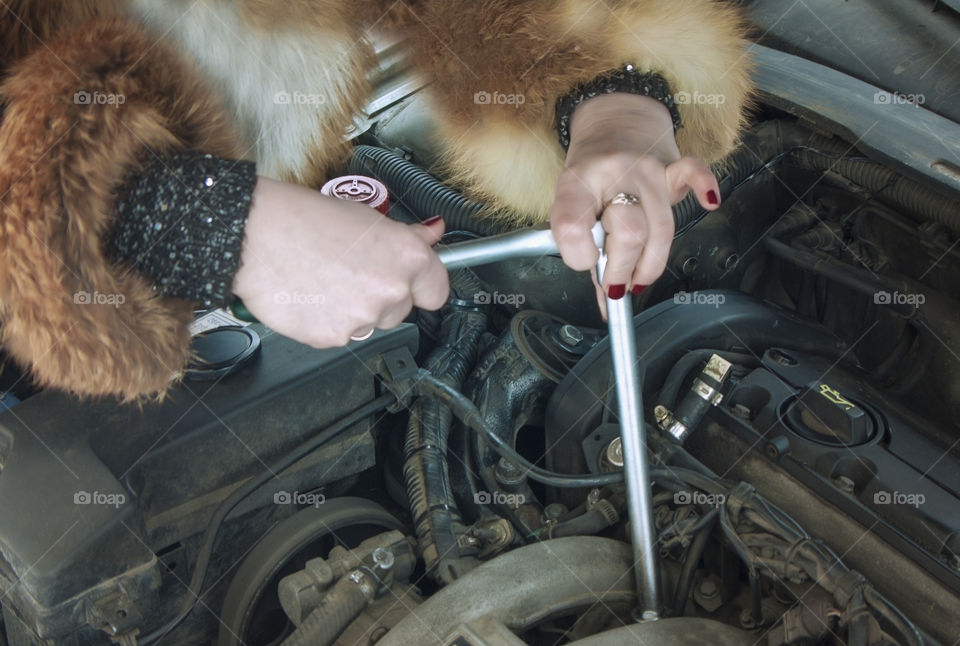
[[548, 93, 721, 310]]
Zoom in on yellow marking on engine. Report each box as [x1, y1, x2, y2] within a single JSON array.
[[819, 384, 855, 410]]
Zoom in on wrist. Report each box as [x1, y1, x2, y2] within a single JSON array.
[[567, 94, 681, 165]]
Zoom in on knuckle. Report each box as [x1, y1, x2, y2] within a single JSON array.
[[553, 217, 590, 241], [400, 242, 432, 269], [603, 210, 645, 238]]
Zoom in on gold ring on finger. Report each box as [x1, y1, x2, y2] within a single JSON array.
[[608, 192, 642, 208]]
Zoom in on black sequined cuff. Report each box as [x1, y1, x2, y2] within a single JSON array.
[[555, 65, 682, 150], [109, 152, 257, 308]]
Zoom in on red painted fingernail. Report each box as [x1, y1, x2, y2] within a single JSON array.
[[608, 284, 627, 300], [632, 284, 647, 296], [706, 190, 720, 206], [422, 215, 443, 226]]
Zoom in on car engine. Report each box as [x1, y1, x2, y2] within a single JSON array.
[[1, 12, 959, 646]]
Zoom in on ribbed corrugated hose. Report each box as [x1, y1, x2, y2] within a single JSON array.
[[403, 270, 487, 583]]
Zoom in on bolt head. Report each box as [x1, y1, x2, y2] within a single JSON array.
[[372, 547, 395, 570], [698, 579, 718, 598], [605, 437, 624, 468], [558, 324, 584, 347]]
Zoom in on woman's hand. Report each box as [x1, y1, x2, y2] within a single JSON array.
[[549, 93, 721, 308], [232, 177, 449, 346]]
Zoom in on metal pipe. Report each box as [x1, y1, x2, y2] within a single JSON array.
[[436, 222, 605, 269], [597, 251, 661, 620]]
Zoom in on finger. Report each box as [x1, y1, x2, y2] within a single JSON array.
[[631, 185, 675, 287], [409, 215, 446, 245], [377, 295, 415, 330], [599, 201, 648, 298], [410, 252, 451, 311], [590, 266, 608, 321], [665, 156, 721, 209], [549, 173, 602, 271]]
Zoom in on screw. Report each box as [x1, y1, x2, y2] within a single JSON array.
[[495, 457, 526, 488], [768, 349, 797, 366], [605, 437, 624, 468], [698, 579, 718, 599], [654, 405, 669, 424], [834, 476, 855, 494], [372, 547, 395, 571], [587, 488, 601, 506], [543, 503, 567, 521], [732, 404, 752, 419], [558, 324, 584, 347]]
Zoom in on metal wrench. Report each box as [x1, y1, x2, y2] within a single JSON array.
[[437, 224, 662, 620]]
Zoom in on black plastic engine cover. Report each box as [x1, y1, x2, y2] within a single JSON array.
[[0, 323, 417, 643], [545, 292, 960, 633]]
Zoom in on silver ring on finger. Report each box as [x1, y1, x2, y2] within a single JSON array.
[[608, 192, 642, 208], [350, 329, 375, 342]]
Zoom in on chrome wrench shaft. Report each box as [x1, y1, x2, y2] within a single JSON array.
[[597, 252, 661, 620], [436, 222, 606, 269]]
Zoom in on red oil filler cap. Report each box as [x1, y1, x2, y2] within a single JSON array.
[[321, 175, 390, 215]]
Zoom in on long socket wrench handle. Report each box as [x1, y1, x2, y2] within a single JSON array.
[[437, 224, 661, 619], [596, 251, 661, 620], [436, 222, 606, 269]]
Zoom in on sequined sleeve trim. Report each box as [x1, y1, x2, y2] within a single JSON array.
[[109, 152, 257, 307]]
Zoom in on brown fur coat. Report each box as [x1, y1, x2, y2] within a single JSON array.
[[0, 0, 752, 401]]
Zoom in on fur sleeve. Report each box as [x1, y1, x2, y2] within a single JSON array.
[[0, 17, 241, 401], [402, 0, 754, 224]]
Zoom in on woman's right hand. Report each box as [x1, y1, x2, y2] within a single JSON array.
[[232, 177, 450, 346]]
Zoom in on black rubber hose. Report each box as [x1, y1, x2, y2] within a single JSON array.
[[549, 498, 621, 538], [863, 587, 924, 646], [403, 271, 488, 578], [670, 508, 718, 617], [658, 350, 758, 411], [349, 146, 506, 235], [846, 591, 870, 646], [277, 576, 370, 646]]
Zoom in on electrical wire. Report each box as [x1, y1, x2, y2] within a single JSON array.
[[414, 371, 625, 488]]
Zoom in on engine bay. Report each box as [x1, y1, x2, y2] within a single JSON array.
[[1, 23, 960, 646]]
